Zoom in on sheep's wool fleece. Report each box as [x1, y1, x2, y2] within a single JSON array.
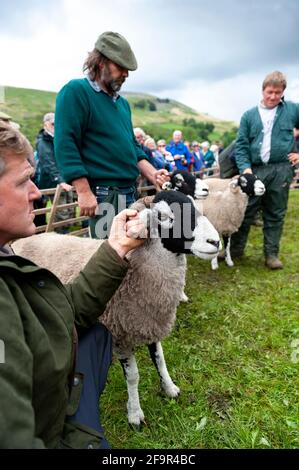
[[12, 234, 104, 283], [12, 230, 186, 353], [101, 238, 186, 352], [201, 179, 248, 235]]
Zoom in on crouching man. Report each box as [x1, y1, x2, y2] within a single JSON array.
[[0, 122, 146, 448]]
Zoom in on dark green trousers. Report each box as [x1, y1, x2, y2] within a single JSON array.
[[231, 162, 294, 258]]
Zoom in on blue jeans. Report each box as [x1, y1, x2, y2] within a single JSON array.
[[89, 185, 137, 239]]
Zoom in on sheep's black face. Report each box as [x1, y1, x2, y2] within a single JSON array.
[[152, 191, 197, 254], [168, 171, 209, 200], [237, 174, 265, 196], [170, 170, 196, 197], [237, 174, 257, 195]]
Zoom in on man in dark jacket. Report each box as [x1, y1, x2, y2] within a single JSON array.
[[36, 112, 74, 232], [231, 71, 299, 269], [0, 121, 146, 448]]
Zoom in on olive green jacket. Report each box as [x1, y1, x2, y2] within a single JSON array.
[[235, 100, 299, 173], [0, 241, 128, 449]]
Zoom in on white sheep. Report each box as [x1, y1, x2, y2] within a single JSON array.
[[166, 171, 265, 270], [12, 190, 220, 426]]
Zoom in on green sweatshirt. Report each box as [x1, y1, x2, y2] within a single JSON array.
[[235, 100, 299, 173], [54, 78, 147, 187]]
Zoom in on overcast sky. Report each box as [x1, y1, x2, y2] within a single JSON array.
[[1, 0, 299, 122]]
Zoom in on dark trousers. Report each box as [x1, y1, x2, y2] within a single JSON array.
[[231, 162, 294, 257], [67, 323, 112, 448]]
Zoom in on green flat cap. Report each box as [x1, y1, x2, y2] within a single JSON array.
[[0, 111, 12, 121], [95, 31, 138, 71]]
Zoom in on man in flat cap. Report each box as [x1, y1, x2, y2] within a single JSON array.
[[55, 31, 168, 238]]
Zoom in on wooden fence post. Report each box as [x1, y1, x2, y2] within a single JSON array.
[[46, 184, 63, 232]]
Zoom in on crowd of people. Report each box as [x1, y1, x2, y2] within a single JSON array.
[[134, 127, 221, 175]]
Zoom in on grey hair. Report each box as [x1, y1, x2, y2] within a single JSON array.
[[133, 127, 146, 138]]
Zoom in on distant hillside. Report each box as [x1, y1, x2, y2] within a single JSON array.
[[0, 86, 237, 146]]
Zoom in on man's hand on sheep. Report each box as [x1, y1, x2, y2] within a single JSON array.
[[154, 169, 170, 191], [138, 160, 169, 191], [108, 209, 147, 259]]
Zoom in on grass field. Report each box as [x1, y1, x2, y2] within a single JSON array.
[[101, 190, 299, 449]]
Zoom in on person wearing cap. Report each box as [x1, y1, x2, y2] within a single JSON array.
[[55, 31, 168, 239], [0, 111, 12, 122], [0, 111, 20, 130], [36, 112, 74, 233], [230, 71, 299, 269]]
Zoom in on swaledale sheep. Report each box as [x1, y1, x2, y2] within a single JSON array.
[[12, 191, 220, 426], [166, 171, 265, 270]]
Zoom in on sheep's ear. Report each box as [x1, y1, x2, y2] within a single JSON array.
[[229, 178, 239, 192], [152, 200, 175, 230]]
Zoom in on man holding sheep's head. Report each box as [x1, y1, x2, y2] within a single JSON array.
[[0, 122, 146, 448]]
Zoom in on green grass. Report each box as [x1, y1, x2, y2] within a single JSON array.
[[1, 86, 56, 145], [101, 190, 299, 449]]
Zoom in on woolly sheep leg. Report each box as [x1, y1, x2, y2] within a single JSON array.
[[148, 342, 180, 397], [180, 291, 189, 302], [118, 353, 145, 426], [224, 236, 234, 267], [211, 256, 219, 270]]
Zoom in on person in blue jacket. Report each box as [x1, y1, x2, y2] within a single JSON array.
[[191, 141, 205, 173], [166, 130, 192, 171]]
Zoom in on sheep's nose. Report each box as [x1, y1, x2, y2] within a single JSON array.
[[207, 239, 220, 249]]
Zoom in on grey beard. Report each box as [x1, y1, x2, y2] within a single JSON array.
[[110, 79, 124, 93]]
